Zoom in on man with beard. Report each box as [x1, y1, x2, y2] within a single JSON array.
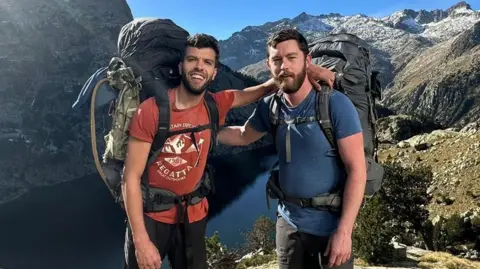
[[217, 29, 366, 269], [122, 33, 338, 269]]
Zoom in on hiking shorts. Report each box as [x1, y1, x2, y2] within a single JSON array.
[[276, 215, 354, 269], [123, 214, 207, 269]]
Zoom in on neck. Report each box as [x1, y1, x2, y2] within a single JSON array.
[[283, 79, 313, 107], [175, 83, 204, 110]]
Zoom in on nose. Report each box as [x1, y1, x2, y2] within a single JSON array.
[[280, 59, 290, 71], [194, 60, 205, 71]]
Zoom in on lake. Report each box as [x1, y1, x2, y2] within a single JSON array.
[[0, 148, 278, 269]]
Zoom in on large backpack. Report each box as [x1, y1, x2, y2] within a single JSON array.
[[74, 18, 219, 214], [265, 32, 384, 212]]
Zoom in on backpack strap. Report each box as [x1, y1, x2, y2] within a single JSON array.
[[316, 86, 336, 149], [142, 90, 171, 212], [148, 90, 172, 166], [203, 92, 219, 153], [268, 91, 282, 147]]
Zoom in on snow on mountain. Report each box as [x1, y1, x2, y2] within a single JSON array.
[[420, 7, 480, 42], [220, 1, 479, 89]]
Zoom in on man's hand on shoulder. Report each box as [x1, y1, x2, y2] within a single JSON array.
[[306, 64, 335, 90]]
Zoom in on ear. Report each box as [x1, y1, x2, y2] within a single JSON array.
[[178, 61, 183, 75], [212, 67, 217, 80], [306, 53, 312, 68], [265, 57, 271, 70]]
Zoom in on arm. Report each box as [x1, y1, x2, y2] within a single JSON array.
[[121, 98, 161, 268], [336, 132, 366, 234], [229, 79, 277, 108], [216, 95, 272, 146], [217, 122, 266, 146], [324, 92, 365, 267], [122, 136, 151, 243]]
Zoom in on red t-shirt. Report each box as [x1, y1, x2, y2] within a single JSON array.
[[128, 89, 235, 224]]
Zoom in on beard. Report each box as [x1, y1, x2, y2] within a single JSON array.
[[181, 68, 213, 96], [274, 64, 307, 94]]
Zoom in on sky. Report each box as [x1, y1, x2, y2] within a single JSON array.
[[125, 0, 480, 40]]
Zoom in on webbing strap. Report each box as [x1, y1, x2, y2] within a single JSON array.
[[277, 116, 317, 125], [266, 172, 342, 212], [203, 92, 219, 153], [316, 87, 336, 149], [269, 92, 282, 146]]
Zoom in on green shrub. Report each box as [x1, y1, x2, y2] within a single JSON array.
[[353, 161, 435, 264], [205, 231, 240, 269], [241, 215, 276, 255], [380, 162, 434, 249], [353, 194, 397, 264], [205, 216, 277, 269]]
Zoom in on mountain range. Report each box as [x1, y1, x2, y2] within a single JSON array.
[[0, 0, 478, 208], [223, 1, 480, 127]]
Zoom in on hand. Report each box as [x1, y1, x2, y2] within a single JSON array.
[[135, 238, 162, 269], [307, 64, 335, 90], [324, 229, 352, 267], [264, 78, 280, 95]]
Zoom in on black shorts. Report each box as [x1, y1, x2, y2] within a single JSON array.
[[276, 215, 354, 269], [124, 214, 207, 269]]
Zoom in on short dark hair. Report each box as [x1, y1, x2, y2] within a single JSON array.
[[266, 28, 309, 58], [184, 33, 220, 65]]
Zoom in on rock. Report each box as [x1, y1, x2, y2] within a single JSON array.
[[377, 114, 440, 143], [460, 122, 480, 134], [0, 0, 133, 205], [392, 242, 408, 259], [445, 196, 456, 205], [404, 130, 461, 147], [415, 143, 432, 151], [397, 141, 411, 148]]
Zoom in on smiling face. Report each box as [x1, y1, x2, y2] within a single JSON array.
[[179, 46, 217, 95], [178, 34, 219, 96], [266, 29, 311, 94]]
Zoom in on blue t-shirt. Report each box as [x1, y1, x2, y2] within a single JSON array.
[[247, 88, 362, 236]]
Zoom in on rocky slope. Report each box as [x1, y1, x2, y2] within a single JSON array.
[[226, 1, 480, 128], [377, 122, 480, 218], [0, 0, 133, 205], [0, 0, 269, 205], [382, 21, 480, 127]]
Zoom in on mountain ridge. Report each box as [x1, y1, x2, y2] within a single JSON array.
[[222, 1, 479, 128]]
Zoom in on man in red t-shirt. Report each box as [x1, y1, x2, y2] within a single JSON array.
[[122, 33, 283, 269], [122, 33, 335, 269]]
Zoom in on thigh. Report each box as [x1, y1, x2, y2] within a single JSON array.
[[168, 217, 207, 269], [276, 215, 304, 269], [123, 215, 173, 269], [301, 233, 353, 269]]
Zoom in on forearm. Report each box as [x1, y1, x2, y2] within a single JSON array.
[[231, 82, 275, 108], [123, 174, 149, 243], [217, 126, 250, 146], [337, 168, 366, 234]]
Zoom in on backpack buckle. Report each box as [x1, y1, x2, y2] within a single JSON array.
[[299, 198, 312, 208]]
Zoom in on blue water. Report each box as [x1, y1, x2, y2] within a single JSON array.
[[0, 150, 278, 269]]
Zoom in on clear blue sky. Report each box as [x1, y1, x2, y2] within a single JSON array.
[[125, 0, 480, 40]]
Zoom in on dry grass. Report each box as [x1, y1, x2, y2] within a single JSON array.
[[418, 252, 480, 269]]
